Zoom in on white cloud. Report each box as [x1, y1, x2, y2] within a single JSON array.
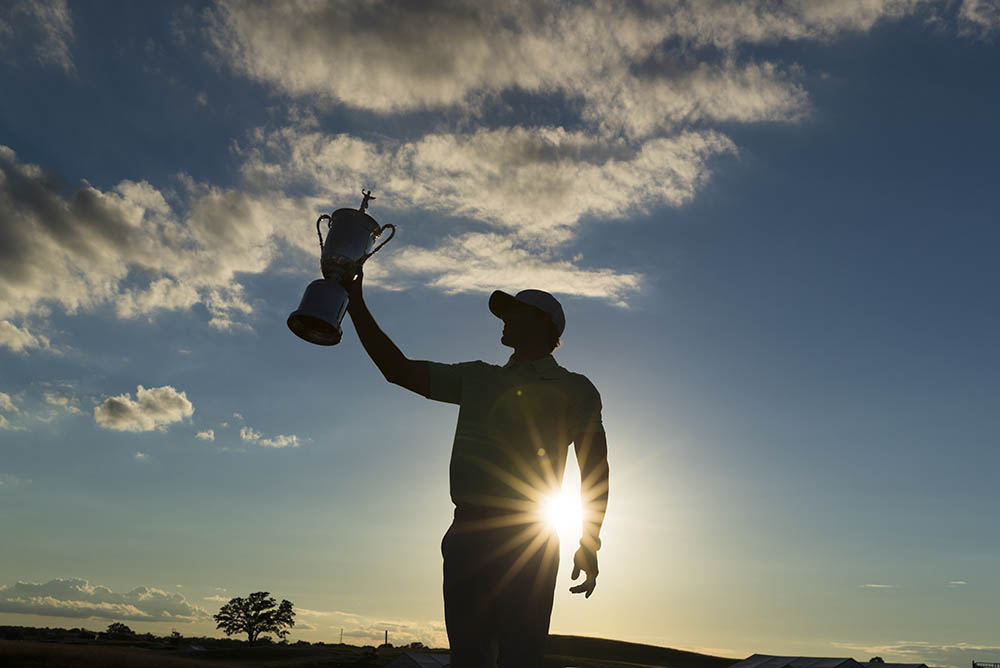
[[240, 425, 300, 448], [948, 580, 968, 585], [860, 583, 895, 588], [239, 426, 260, 442], [0, 146, 309, 347], [93, 385, 194, 432], [258, 434, 299, 448], [0, 392, 17, 413], [0, 578, 209, 622], [206, 0, 938, 137], [203, 594, 229, 602], [134, 452, 148, 461], [0, 0, 75, 73], [0, 320, 49, 353], [195, 429, 215, 441]]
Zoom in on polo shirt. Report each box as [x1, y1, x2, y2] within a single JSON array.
[[423, 354, 604, 511]]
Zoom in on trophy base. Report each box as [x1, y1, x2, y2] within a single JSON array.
[[287, 313, 343, 346], [287, 279, 348, 346]]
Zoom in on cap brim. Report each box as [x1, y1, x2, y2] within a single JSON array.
[[489, 290, 517, 319]]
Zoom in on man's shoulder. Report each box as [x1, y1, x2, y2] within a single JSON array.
[[554, 365, 601, 397]]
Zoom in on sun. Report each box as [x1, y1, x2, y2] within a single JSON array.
[[542, 488, 583, 539]]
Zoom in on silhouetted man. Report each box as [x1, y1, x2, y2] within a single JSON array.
[[342, 269, 609, 668]]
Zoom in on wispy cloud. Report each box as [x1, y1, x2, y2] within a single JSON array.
[[2, 1, 989, 351], [0, 392, 18, 413], [296, 606, 447, 647], [93, 385, 194, 432], [959, 0, 1000, 35], [43, 391, 82, 415], [0, 415, 25, 431], [388, 233, 641, 305], [0, 320, 50, 353], [195, 429, 215, 441], [833, 640, 1000, 668], [0, 0, 75, 73], [206, 0, 919, 133], [134, 452, 149, 461], [0, 473, 32, 488], [240, 425, 299, 448], [860, 583, 896, 588], [246, 124, 735, 241]]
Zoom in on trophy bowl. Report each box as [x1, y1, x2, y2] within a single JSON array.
[[287, 279, 349, 346]]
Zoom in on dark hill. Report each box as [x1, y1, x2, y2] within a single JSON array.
[[548, 634, 743, 668]]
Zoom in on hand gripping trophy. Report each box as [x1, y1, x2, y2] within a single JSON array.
[[287, 189, 396, 345]]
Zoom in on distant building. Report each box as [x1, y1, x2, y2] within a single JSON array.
[[384, 652, 451, 668], [731, 655, 928, 668]]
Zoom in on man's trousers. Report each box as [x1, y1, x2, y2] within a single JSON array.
[[441, 507, 561, 668]]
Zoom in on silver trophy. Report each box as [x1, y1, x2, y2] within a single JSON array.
[[287, 189, 396, 345]]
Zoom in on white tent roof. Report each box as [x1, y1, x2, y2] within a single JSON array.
[[732, 655, 866, 668], [384, 652, 451, 668]]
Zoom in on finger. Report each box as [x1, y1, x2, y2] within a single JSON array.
[[571, 566, 580, 580], [569, 579, 596, 596]]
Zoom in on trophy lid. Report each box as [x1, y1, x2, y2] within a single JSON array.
[[329, 189, 381, 235]]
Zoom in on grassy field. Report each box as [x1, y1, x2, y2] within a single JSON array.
[[0, 640, 236, 667], [0, 634, 742, 668]]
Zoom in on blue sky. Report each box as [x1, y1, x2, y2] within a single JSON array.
[[1, 0, 999, 662]]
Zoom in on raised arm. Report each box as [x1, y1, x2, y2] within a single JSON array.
[[570, 429, 609, 599], [342, 269, 430, 396]]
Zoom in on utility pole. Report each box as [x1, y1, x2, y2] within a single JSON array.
[[385, 629, 388, 646], [339, 628, 343, 644]]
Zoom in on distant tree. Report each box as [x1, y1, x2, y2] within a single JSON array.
[[106, 622, 134, 636], [870, 658, 885, 664], [213, 591, 295, 645]]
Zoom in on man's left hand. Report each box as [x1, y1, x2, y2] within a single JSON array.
[[570, 546, 599, 598]]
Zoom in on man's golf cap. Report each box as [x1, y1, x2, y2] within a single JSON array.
[[489, 289, 566, 337]]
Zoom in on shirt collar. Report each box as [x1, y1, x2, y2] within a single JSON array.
[[503, 354, 567, 379]]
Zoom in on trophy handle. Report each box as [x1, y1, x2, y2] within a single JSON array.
[[359, 223, 396, 264], [315, 214, 332, 252]]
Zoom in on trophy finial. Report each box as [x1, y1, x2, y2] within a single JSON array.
[[360, 189, 375, 214]]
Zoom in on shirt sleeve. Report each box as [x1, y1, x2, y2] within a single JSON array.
[[422, 361, 476, 404], [569, 376, 605, 438]]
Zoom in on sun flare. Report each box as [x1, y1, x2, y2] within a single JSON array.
[[542, 489, 583, 539]]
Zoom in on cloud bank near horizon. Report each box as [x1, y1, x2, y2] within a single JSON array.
[[0, 579, 209, 623]]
